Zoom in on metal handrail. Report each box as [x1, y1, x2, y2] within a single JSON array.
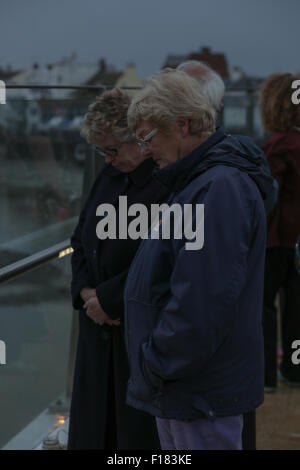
[[5, 85, 259, 93], [0, 240, 73, 285], [6, 85, 142, 90]]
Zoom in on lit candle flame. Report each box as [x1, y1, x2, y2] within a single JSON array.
[[55, 415, 66, 427]]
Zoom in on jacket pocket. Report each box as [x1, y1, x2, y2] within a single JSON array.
[[126, 298, 159, 401]]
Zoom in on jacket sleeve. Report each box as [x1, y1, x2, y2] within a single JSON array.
[[70, 208, 91, 310], [71, 217, 132, 317], [96, 268, 130, 320], [142, 172, 258, 383]]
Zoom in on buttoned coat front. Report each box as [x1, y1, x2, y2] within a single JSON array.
[[68, 158, 169, 449]]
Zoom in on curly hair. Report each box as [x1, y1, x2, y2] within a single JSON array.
[[81, 88, 132, 143], [127, 68, 216, 137], [259, 72, 300, 133]]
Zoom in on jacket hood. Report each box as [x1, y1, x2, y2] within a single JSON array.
[[204, 132, 277, 209], [155, 127, 277, 214]]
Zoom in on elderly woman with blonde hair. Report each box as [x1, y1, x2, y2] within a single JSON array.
[[123, 69, 275, 450], [68, 88, 168, 449], [259, 72, 300, 392]]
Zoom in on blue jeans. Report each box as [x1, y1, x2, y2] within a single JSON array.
[[156, 415, 243, 450]]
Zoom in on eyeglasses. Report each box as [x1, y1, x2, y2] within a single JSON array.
[[93, 144, 123, 158], [136, 128, 158, 149]]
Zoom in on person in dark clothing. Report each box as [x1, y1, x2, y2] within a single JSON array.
[[259, 72, 300, 391], [123, 69, 275, 450], [68, 88, 168, 449]]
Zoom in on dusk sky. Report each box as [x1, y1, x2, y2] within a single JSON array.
[[0, 0, 298, 79]]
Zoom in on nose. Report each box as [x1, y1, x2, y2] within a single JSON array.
[[141, 145, 152, 158]]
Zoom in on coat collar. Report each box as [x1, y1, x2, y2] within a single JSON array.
[[102, 157, 156, 188], [153, 127, 226, 193]]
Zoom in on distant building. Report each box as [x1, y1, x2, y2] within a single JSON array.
[[0, 65, 20, 82], [227, 65, 263, 91], [84, 58, 123, 89], [163, 46, 229, 78], [188, 46, 229, 78], [114, 63, 143, 95], [162, 47, 264, 92], [7, 55, 143, 101], [162, 54, 187, 69], [231, 66, 246, 83], [84, 59, 143, 96], [1, 56, 143, 135], [7, 53, 100, 99]]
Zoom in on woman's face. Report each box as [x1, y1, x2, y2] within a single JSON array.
[[93, 133, 147, 173], [135, 120, 182, 169]]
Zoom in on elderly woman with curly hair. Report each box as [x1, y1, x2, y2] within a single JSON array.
[[259, 73, 300, 392], [123, 70, 275, 450], [68, 88, 168, 449]]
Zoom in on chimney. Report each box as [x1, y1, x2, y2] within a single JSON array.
[[201, 47, 211, 54], [99, 58, 107, 74]]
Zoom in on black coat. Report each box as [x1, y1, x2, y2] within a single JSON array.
[[68, 158, 169, 450]]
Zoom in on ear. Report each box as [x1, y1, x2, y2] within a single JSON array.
[[177, 117, 190, 138]]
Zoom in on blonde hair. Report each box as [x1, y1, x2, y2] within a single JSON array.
[[81, 88, 132, 143], [127, 69, 216, 136], [259, 72, 300, 133]]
